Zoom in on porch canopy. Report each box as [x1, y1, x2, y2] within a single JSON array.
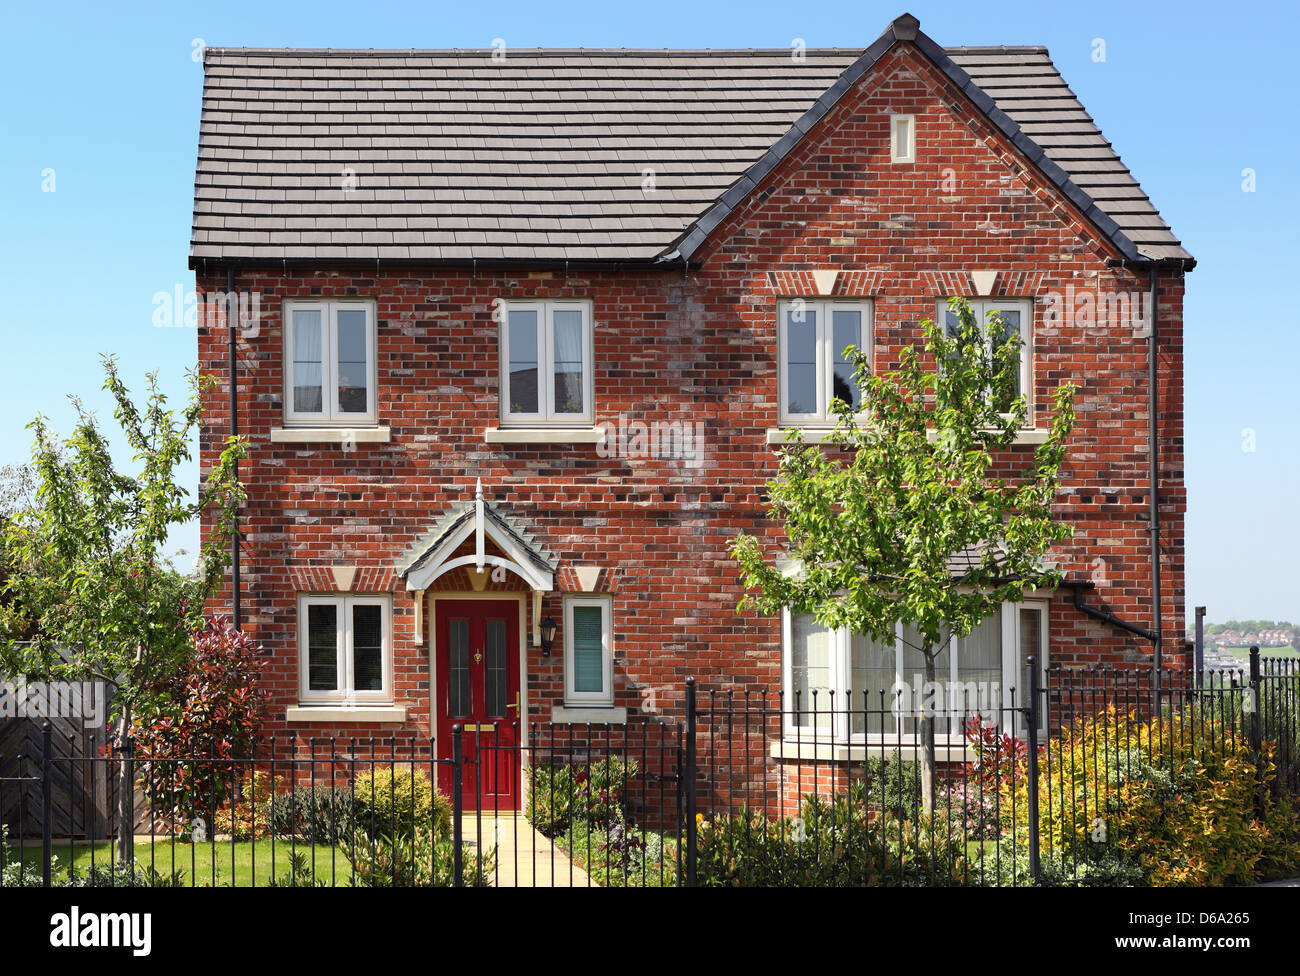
[[397, 481, 556, 645]]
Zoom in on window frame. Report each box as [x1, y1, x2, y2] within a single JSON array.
[[499, 299, 595, 427], [562, 594, 614, 707], [890, 114, 916, 164], [937, 298, 1033, 417], [781, 599, 1049, 744], [297, 593, 393, 705], [776, 299, 873, 426], [283, 299, 378, 426]]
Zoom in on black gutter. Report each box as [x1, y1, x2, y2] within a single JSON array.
[[226, 265, 241, 631], [192, 255, 695, 274], [1108, 256, 1197, 273], [1063, 579, 1158, 643]]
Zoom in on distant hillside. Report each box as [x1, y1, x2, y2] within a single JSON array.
[[1189, 620, 1300, 650]]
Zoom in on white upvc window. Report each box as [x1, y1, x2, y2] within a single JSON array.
[[777, 299, 873, 426], [782, 600, 1049, 743], [938, 298, 1033, 414], [298, 594, 392, 705], [284, 299, 377, 424], [563, 595, 613, 707], [890, 114, 916, 163], [500, 299, 594, 426]]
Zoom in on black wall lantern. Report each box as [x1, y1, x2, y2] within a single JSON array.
[[539, 616, 557, 657]]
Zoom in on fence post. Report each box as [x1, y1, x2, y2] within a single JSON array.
[[684, 677, 697, 888], [451, 724, 463, 888], [1248, 646, 1264, 814], [41, 721, 52, 888], [1024, 657, 1041, 886], [118, 735, 134, 866]]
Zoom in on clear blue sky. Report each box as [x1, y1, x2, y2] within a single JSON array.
[[1, 0, 1295, 624]]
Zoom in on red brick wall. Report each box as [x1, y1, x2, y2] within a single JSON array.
[[195, 43, 1187, 794]]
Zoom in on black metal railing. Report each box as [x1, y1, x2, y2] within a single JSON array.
[[3, 649, 1297, 887], [0, 718, 681, 888]]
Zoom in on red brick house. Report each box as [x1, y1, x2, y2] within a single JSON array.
[[193, 13, 1192, 808]]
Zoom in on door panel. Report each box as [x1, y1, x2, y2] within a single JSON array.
[[435, 600, 521, 809]]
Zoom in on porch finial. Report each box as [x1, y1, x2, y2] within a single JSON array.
[[475, 479, 486, 573]]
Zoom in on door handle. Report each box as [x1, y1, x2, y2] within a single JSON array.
[[506, 693, 520, 712]]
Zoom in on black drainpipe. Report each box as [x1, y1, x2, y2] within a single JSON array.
[[227, 265, 241, 631], [1148, 263, 1161, 673], [1068, 580, 1157, 642]]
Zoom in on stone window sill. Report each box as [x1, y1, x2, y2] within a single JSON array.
[[769, 740, 973, 763], [270, 426, 391, 444], [285, 705, 407, 724], [485, 427, 604, 445], [551, 706, 628, 725]]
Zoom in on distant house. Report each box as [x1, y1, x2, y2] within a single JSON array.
[[192, 13, 1191, 808]]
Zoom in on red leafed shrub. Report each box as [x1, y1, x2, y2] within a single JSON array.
[[127, 617, 268, 832], [963, 715, 1028, 792]]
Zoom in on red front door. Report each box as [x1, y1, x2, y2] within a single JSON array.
[[435, 600, 521, 810]]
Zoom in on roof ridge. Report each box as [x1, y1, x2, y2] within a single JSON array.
[[202, 44, 1047, 57], [204, 47, 871, 56], [946, 45, 1048, 53]]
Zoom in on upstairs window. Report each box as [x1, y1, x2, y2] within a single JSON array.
[[938, 299, 1032, 414], [500, 300, 594, 425], [777, 300, 872, 426], [284, 300, 377, 424]]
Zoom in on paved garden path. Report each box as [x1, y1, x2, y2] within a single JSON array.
[[459, 813, 592, 887]]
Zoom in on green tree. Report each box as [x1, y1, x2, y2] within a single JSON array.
[[0, 357, 245, 859], [732, 299, 1076, 813], [0, 465, 38, 640]]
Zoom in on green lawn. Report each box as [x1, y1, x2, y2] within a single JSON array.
[[8, 839, 349, 887]]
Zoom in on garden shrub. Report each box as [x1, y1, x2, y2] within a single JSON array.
[[266, 850, 331, 888], [268, 784, 357, 844], [340, 829, 492, 887], [58, 862, 188, 888], [694, 784, 969, 887], [863, 756, 922, 819], [1009, 705, 1300, 886], [128, 618, 268, 830], [524, 756, 669, 886], [215, 770, 279, 839], [351, 764, 451, 842], [526, 756, 637, 837]]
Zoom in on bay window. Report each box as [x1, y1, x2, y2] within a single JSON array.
[[782, 601, 1049, 743]]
